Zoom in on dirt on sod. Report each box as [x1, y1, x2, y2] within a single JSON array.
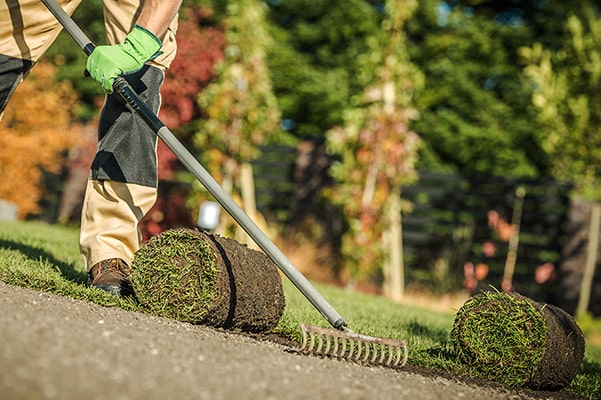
[[131, 228, 285, 332]]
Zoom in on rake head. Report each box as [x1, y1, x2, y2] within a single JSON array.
[[299, 324, 408, 367]]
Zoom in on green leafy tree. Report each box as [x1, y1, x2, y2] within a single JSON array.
[[265, 0, 384, 138], [196, 0, 282, 238], [325, 0, 422, 283], [140, 4, 226, 238], [519, 1, 601, 198], [406, 0, 547, 177]]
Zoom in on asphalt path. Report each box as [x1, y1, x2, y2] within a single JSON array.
[[0, 282, 583, 400]]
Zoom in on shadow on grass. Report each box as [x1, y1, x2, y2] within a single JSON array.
[[0, 238, 86, 284], [578, 358, 601, 383], [405, 319, 450, 343], [405, 319, 458, 362]]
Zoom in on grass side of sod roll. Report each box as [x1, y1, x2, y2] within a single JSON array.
[[130, 228, 218, 324], [451, 291, 584, 389]]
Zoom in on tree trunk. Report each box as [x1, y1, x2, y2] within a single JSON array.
[[577, 201, 600, 316], [236, 162, 257, 247], [383, 194, 404, 301]]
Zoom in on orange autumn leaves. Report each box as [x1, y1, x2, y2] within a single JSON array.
[[0, 61, 80, 218]]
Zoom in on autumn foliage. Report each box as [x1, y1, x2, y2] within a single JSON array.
[[325, 0, 422, 282], [156, 6, 226, 184], [196, 0, 281, 164], [140, 6, 226, 237], [159, 7, 225, 131], [0, 61, 80, 218]]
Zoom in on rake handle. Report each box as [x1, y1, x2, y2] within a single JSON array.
[[40, 0, 347, 330]]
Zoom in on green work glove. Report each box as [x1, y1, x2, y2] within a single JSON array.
[[86, 25, 162, 93]]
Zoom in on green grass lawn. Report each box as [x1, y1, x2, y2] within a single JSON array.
[[0, 220, 599, 399]]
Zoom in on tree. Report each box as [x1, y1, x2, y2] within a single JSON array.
[[155, 5, 226, 183], [195, 0, 282, 240], [450, 0, 586, 49], [141, 4, 227, 238], [406, 0, 548, 177], [159, 6, 225, 131], [519, 1, 601, 199], [265, 0, 384, 138], [520, 2, 601, 315], [0, 61, 80, 218], [325, 0, 422, 285]]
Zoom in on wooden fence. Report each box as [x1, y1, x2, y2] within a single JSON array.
[[401, 172, 572, 300], [251, 144, 299, 224], [251, 145, 573, 302]]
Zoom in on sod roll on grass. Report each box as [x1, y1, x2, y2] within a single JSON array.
[[451, 291, 585, 390], [130, 228, 285, 332]]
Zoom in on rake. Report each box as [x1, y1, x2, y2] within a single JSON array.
[[300, 324, 407, 367], [41, 0, 407, 368]]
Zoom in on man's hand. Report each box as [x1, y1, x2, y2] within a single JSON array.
[[86, 25, 162, 93]]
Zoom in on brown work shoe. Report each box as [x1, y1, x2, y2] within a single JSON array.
[[88, 258, 134, 296]]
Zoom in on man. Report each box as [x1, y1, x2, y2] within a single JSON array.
[[1, 0, 182, 296]]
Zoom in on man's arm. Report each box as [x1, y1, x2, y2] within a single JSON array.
[[135, 0, 182, 39]]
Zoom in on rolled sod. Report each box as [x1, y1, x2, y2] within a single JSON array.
[[450, 291, 585, 390], [130, 228, 285, 332]]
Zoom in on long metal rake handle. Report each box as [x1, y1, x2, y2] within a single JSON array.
[[41, 0, 347, 330]]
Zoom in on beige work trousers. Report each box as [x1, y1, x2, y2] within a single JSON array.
[[2, 0, 178, 270], [79, 180, 157, 269]]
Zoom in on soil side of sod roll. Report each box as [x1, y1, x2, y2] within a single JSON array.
[[451, 291, 585, 390], [529, 298, 585, 390], [130, 228, 285, 333]]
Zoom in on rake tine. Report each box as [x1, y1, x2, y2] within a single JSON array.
[[391, 346, 398, 366], [385, 345, 394, 366], [370, 345, 378, 363], [324, 333, 332, 355], [347, 338, 355, 360], [332, 334, 339, 356], [308, 332, 316, 352], [298, 324, 408, 368], [389, 347, 401, 365], [359, 340, 366, 361], [316, 332, 324, 352], [303, 330, 310, 351], [393, 345, 401, 366], [354, 339, 363, 362], [401, 342, 408, 366], [301, 326, 307, 350], [343, 337, 350, 358], [378, 345, 386, 364], [338, 336, 347, 358], [362, 342, 371, 362], [344, 337, 352, 358]]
